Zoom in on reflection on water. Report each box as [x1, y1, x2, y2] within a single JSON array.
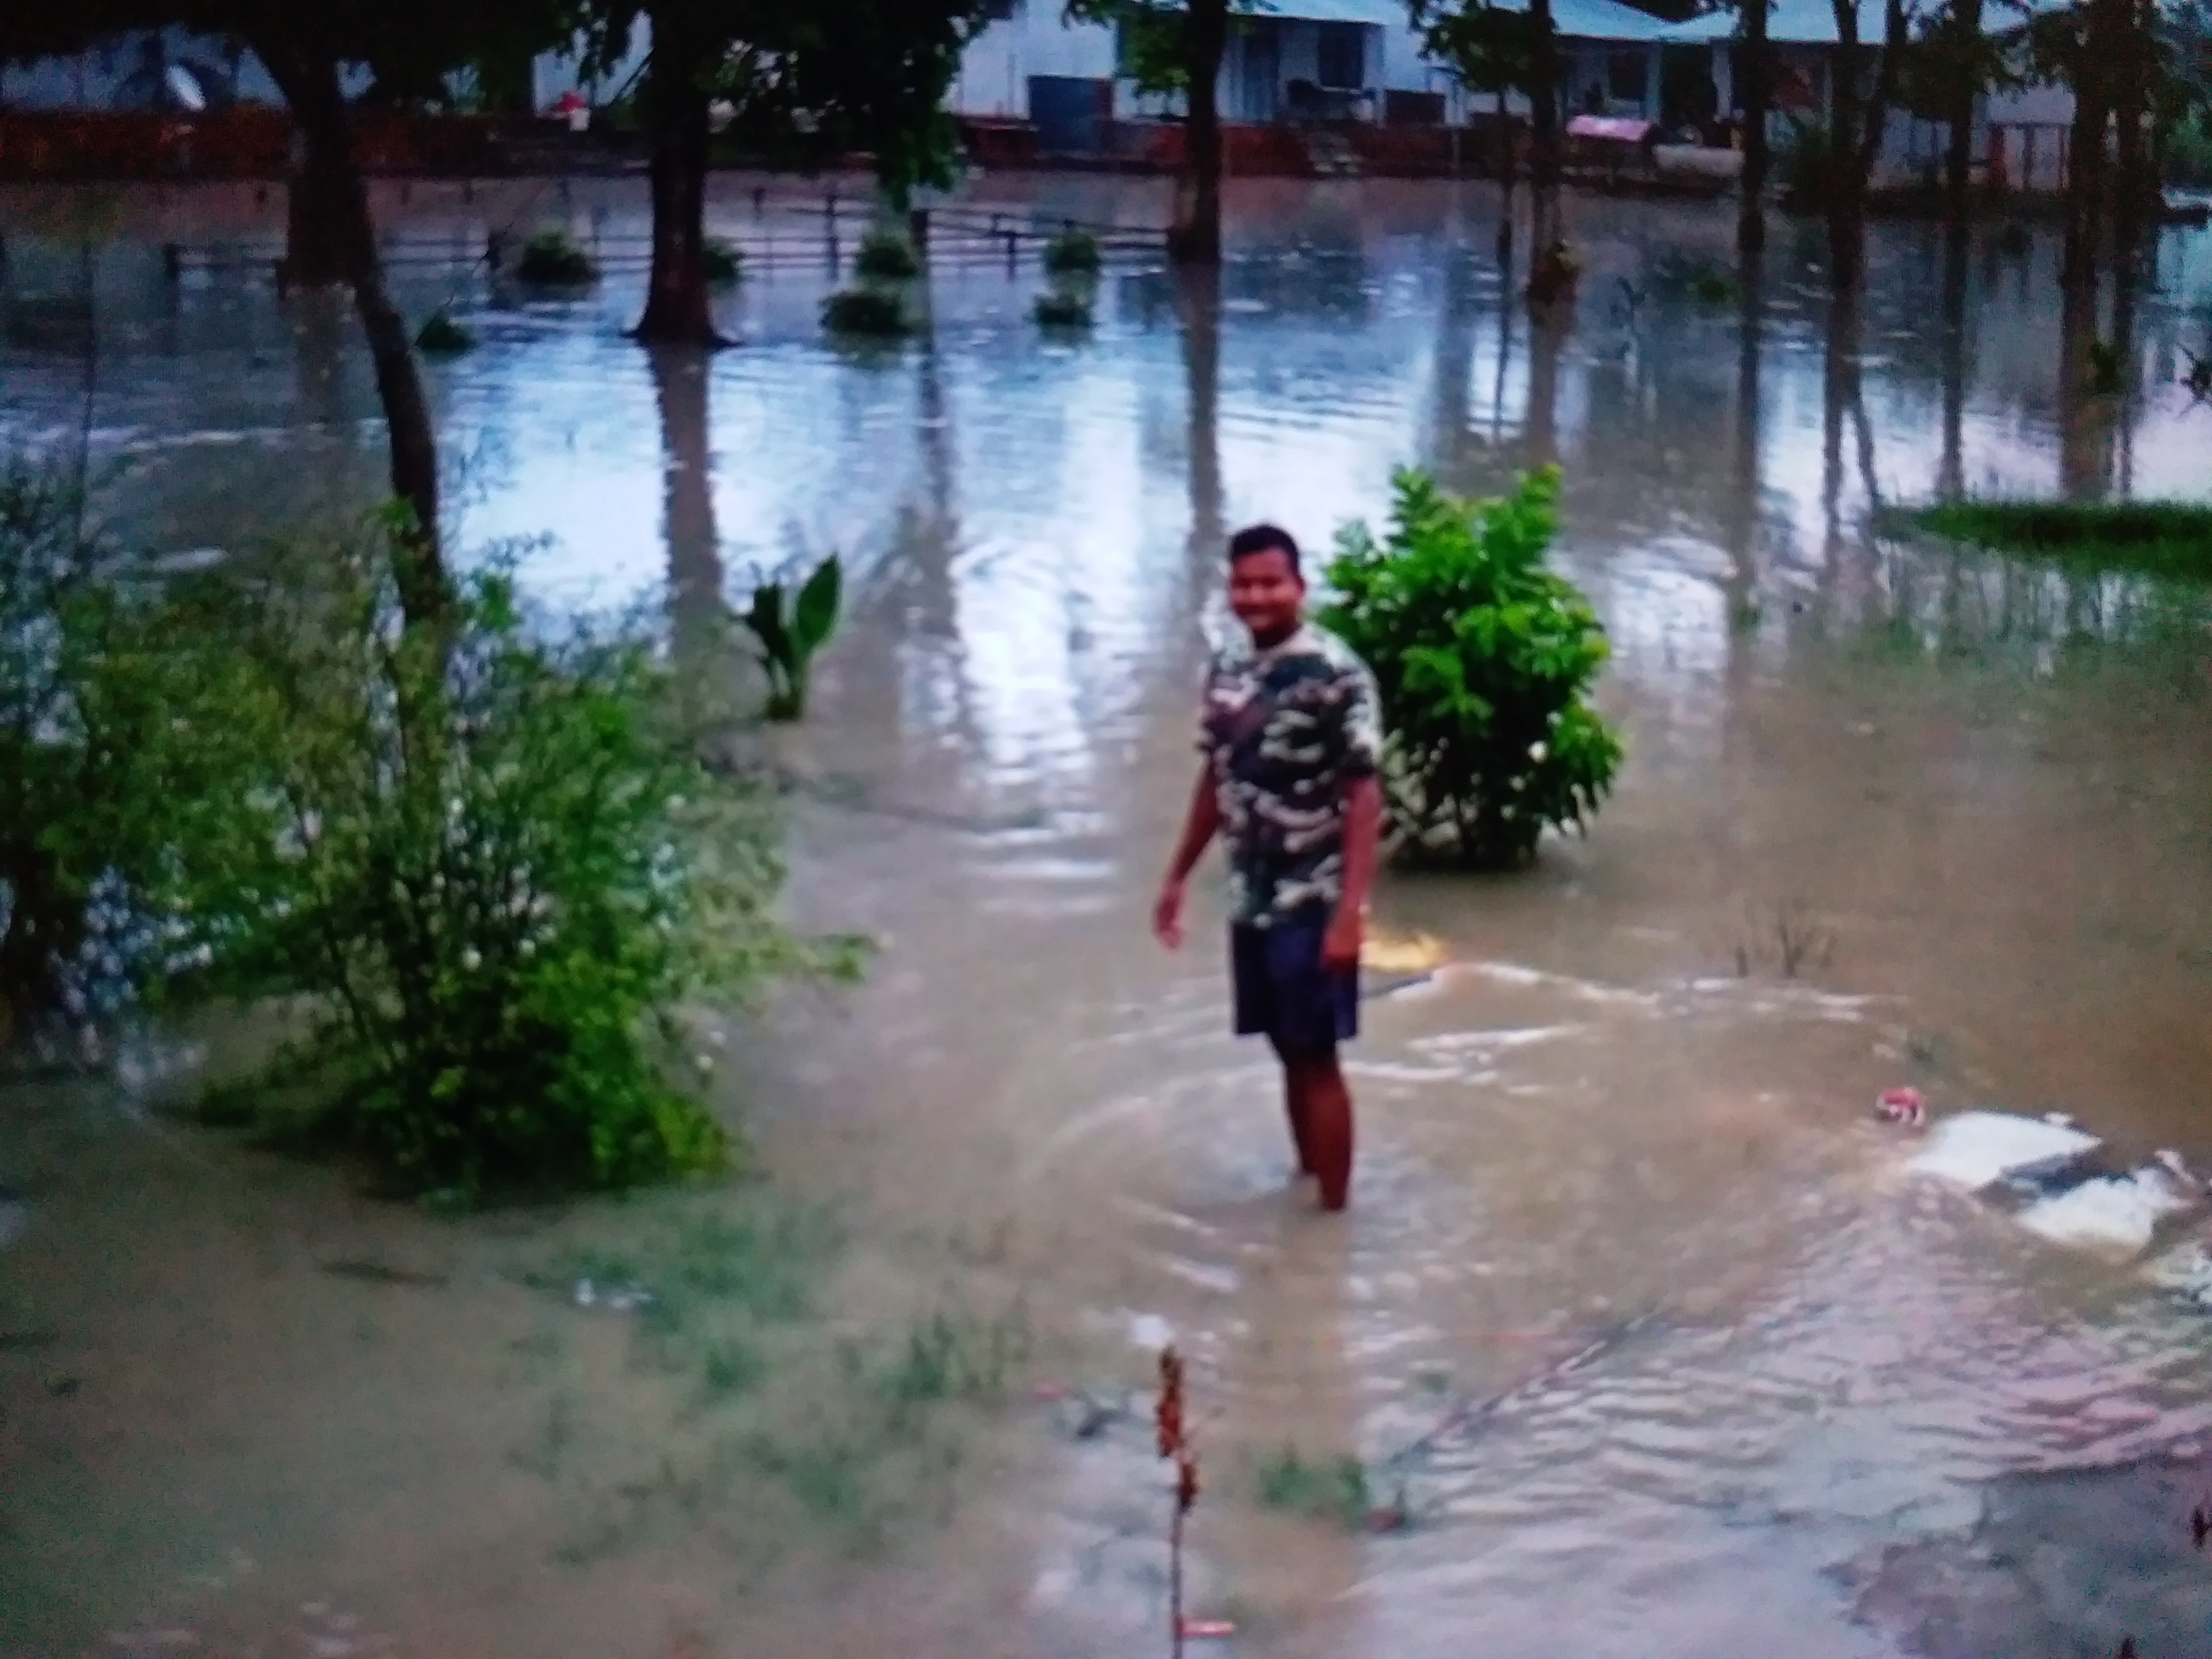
[[4, 175, 2212, 1658]]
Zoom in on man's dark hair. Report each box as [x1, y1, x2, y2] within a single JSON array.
[[1227, 522, 1301, 578]]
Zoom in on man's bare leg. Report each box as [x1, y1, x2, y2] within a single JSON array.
[[1270, 1038, 1318, 1177], [1286, 1049, 1355, 1212]]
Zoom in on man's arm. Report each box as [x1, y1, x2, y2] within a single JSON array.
[[1154, 762, 1221, 950], [1322, 775, 1382, 970]]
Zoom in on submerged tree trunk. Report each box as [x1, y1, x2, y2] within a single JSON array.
[[1527, 0, 1564, 258], [281, 115, 352, 287], [1943, 0, 1982, 233], [1825, 0, 1905, 290], [1938, 221, 1969, 498], [1171, 0, 1231, 265], [259, 42, 448, 628], [2061, 0, 2114, 295], [1496, 85, 1516, 252], [1176, 261, 1225, 572], [636, 8, 721, 345], [2110, 0, 2153, 261], [1739, 0, 1772, 255]]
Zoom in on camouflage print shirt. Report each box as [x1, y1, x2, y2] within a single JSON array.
[[1199, 624, 1384, 928]]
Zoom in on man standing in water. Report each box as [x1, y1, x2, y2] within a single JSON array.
[[1153, 524, 1384, 1213]]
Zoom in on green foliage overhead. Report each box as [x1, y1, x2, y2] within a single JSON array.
[[1318, 467, 1624, 871], [574, 0, 1000, 207], [1063, 0, 1260, 97], [1410, 0, 1542, 97], [737, 555, 843, 721]]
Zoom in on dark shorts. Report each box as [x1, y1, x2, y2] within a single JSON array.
[[1230, 913, 1359, 1053]]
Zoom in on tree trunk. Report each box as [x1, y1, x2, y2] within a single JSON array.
[[281, 116, 352, 287], [1739, 0, 1771, 255], [259, 42, 449, 629], [2110, 0, 2152, 261], [1938, 221, 1969, 497], [2061, 0, 2112, 295], [1528, 0, 1563, 256], [636, 6, 722, 345], [1170, 0, 1230, 265], [1943, 0, 1982, 233], [1826, 0, 1904, 291], [1176, 262, 1225, 570]]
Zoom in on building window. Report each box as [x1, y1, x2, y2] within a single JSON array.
[[1316, 23, 1364, 90], [1607, 50, 1644, 108]]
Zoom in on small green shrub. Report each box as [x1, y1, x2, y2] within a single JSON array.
[[2084, 338, 2122, 395], [820, 288, 910, 337], [516, 228, 599, 286], [1042, 226, 1102, 276], [1256, 1446, 1373, 1531], [165, 521, 859, 1200], [1033, 287, 1094, 329], [1319, 466, 1624, 870], [1896, 498, 2212, 582], [854, 227, 921, 280], [415, 308, 476, 355], [737, 554, 842, 721], [703, 238, 744, 287]]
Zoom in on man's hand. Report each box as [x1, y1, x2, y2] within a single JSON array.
[[1154, 878, 1187, 950], [1321, 906, 1364, 973]]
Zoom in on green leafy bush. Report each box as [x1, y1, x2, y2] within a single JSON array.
[[173, 524, 857, 1200], [1319, 467, 1624, 870], [737, 555, 842, 721], [854, 227, 921, 280], [516, 228, 599, 285], [821, 288, 910, 337], [1042, 226, 1103, 276], [703, 238, 745, 287]]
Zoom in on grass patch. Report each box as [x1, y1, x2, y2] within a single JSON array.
[[516, 228, 599, 286], [702, 238, 744, 287], [414, 307, 475, 355], [1043, 226, 1103, 276], [1894, 499, 2212, 583], [1033, 288, 1094, 330], [1256, 1444, 1375, 1532], [854, 228, 921, 281], [821, 288, 911, 338]]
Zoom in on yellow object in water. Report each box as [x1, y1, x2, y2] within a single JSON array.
[[1361, 929, 1450, 974]]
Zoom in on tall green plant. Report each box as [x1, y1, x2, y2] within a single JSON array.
[[1318, 467, 1623, 870], [738, 555, 843, 721]]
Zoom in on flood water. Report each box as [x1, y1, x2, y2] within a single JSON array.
[[4, 174, 2212, 1659]]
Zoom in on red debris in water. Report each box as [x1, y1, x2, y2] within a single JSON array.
[[1368, 1506, 1410, 1533], [1875, 1087, 1926, 1128], [1032, 1379, 1072, 1401], [1178, 1620, 1237, 1640]]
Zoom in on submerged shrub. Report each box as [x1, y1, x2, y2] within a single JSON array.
[[854, 227, 921, 280], [1319, 466, 1624, 870], [415, 307, 476, 355], [161, 521, 859, 1199], [516, 228, 599, 285], [1033, 287, 1095, 329], [1042, 226, 1103, 276], [821, 287, 910, 337], [703, 237, 745, 287]]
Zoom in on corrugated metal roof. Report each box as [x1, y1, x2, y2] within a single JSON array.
[[1476, 0, 1690, 41], [1246, 0, 1407, 23], [1652, 0, 2075, 45]]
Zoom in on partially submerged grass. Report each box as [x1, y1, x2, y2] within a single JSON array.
[[1034, 287, 1094, 330], [1043, 226, 1103, 276], [1255, 1444, 1374, 1532], [854, 228, 921, 281], [1894, 499, 2212, 584], [414, 307, 476, 355]]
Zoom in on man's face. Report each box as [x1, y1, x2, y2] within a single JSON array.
[[1228, 548, 1304, 643]]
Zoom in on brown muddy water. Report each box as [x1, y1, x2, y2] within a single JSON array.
[[4, 174, 2212, 1659]]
